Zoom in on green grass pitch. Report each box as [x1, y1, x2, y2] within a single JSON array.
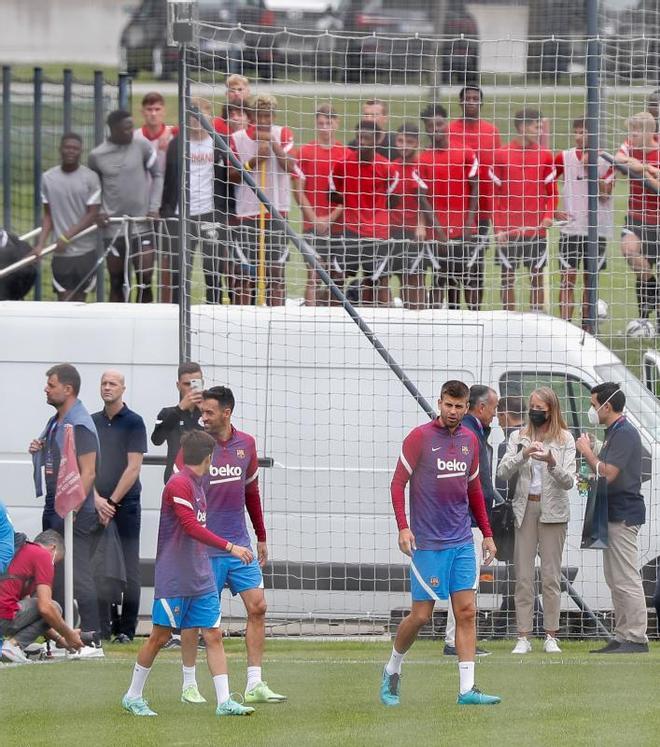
[[2, 639, 659, 746]]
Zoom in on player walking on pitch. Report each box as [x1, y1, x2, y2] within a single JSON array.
[[177, 386, 287, 704], [381, 380, 500, 706], [122, 430, 255, 717]]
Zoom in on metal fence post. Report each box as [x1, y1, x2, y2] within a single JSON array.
[[2, 66, 11, 229], [118, 73, 131, 111], [62, 68, 73, 134], [93, 70, 106, 301], [33, 67, 43, 300]]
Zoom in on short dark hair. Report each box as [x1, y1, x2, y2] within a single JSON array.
[[316, 102, 338, 118], [180, 430, 216, 466], [178, 361, 202, 379], [420, 103, 448, 121], [498, 395, 525, 419], [223, 103, 243, 119], [34, 529, 64, 555], [106, 109, 132, 130], [591, 382, 625, 412], [396, 122, 420, 138], [469, 384, 496, 410], [203, 385, 235, 412], [355, 119, 382, 135], [441, 380, 469, 400], [459, 85, 483, 102], [46, 363, 81, 396], [514, 108, 542, 131], [141, 91, 165, 107], [572, 117, 586, 130], [364, 98, 388, 114], [61, 132, 82, 145]]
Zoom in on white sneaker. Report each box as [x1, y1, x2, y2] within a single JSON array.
[[543, 636, 562, 653], [512, 637, 532, 654], [1, 640, 30, 664], [68, 644, 105, 660]]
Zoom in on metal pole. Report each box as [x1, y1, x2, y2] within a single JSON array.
[[93, 71, 106, 301], [192, 106, 437, 420], [33, 67, 43, 301], [178, 46, 191, 363], [2, 66, 11, 229], [118, 72, 131, 111], [64, 512, 74, 628], [585, 0, 600, 334], [62, 68, 73, 134]]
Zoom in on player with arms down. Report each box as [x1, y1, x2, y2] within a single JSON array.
[[381, 380, 500, 706], [122, 430, 255, 718]]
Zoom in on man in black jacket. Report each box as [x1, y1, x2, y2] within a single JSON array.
[[444, 384, 498, 657], [151, 362, 204, 483], [160, 98, 234, 304]]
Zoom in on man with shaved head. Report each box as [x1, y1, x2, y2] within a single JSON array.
[[92, 369, 147, 642]]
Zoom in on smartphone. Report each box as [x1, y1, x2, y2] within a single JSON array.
[[190, 378, 204, 393]]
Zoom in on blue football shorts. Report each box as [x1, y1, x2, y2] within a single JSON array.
[[409, 543, 476, 602], [210, 553, 264, 597], [152, 592, 221, 630]]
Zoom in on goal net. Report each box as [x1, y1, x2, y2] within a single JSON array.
[[170, 0, 659, 638]]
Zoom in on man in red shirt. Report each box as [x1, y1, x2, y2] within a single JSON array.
[[418, 104, 479, 310], [391, 123, 428, 309], [0, 530, 83, 663], [489, 108, 557, 311], [134, 91, 177, 175], [329, 120, 400, 306], [447, 85, 502, 309], [292, 104, 349, 305], [616, 112, 660, 326]]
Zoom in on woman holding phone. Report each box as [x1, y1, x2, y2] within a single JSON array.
[[497, 387, 576, 654]]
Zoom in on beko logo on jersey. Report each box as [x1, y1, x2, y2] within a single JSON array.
[[209, 465, 243, 478], [437, 459, 467, 472]]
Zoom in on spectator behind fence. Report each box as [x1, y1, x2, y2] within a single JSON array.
[[292, 103, 350, 306], [151, 362, 205, 484], [89, 109, 163, 303], [444, 384, 499, 658], [554, 119, 614, 333], [0, 229, 36, 300], [0, 530, 83, 664], [29, 363, 102, 643], [576, 383, 649, 654], [497, 387, 575, 655], [230, 94, 297, 306], [213, 74, 251, 134], [134, 91, 177, 174], [489, 108, 558, 311], [495, 395, 525, 501], [348, 99, 398, 160], [33, 133, 101, 302], [161, 98, 233, 305], [92, 369, 147, 643]]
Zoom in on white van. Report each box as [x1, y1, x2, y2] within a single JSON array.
[[1, 301, 657, 624]]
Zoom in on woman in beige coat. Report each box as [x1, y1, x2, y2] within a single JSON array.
[[497, 387, 576, 654]]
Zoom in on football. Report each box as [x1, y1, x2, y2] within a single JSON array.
[[625, 318, 656, 338], [596, 299, 608, 320]]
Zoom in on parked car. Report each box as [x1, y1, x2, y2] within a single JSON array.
[[338, 0, 480, 84], [120, 0, 281, 80]]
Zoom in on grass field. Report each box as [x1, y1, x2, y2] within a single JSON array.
[[2, 639, 659, 746]]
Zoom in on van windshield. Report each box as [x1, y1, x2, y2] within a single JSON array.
[[594, 363, 660, 442]]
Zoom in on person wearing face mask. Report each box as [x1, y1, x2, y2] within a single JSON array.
[[497, 387, 575, 654], [576, 383, 649, 654]]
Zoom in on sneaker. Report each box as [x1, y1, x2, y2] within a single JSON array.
[[244, 681, 287, 703], [1, 640, 30, 664], [69, 644, 105, 659], [24, 642, 48, 661], [379, 668, 401, 707], [589, 639, 621, 654], [511, 637, 532, 654], [476, 646, 491, 657], [122, 695, 158, 717], [543, 636, 562, 654], [457, 687, 501, 705], [163, 635, 181, 650], [443, 644, 456, 656], [605, 641, 649, 654], [216, 697, 255, 717], [181, 685, 207, 704], [113, 634, 132, 645]]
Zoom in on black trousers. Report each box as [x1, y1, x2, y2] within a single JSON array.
[[42, 507, 101, 633], [98, 502, 141, 639]]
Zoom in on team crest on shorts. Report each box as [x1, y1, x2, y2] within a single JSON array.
[[429, 576, 439, 587], [237, 449, 245, 458], [461, 445, 469, 454], [173, 606, 180, 614]]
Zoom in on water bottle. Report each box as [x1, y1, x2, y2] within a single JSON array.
[[577, 462, 591, 500]]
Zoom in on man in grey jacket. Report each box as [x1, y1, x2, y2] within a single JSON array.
[[89, 110, 163, 303]]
